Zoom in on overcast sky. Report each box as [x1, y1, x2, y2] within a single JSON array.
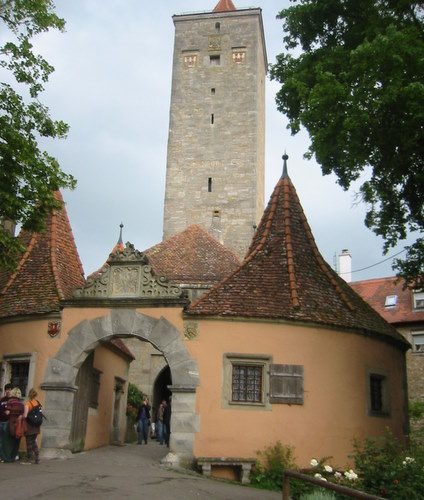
[[27, 0, 411, 280]]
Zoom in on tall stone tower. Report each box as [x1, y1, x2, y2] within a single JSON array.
[[163, 0, 267, 259]]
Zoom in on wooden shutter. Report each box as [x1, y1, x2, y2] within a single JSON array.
[[269, 364, 304, 404]]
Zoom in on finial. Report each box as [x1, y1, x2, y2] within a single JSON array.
[[118, 222, 124, 245], [282, 151, 289, 178]]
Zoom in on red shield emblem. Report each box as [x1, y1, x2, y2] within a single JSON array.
[[48, 321, 61, 338]]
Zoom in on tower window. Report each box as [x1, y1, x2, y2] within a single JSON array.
[[210, 55, 220, 66], [215, 22, 220, 33], [211, 88, 215, 95], [211, 114, 214, 125], [208, 178, 212, 192]]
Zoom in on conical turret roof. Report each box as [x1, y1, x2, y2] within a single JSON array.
[[213, 0, 236, 13], [186, 156, 408, 349], [0, 191, 85, 318]]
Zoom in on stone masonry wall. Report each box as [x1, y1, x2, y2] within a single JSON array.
[[163, 9, 266, 259]]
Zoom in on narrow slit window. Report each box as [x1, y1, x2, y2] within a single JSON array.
[[215, 22, 220, 33], [208, 178, 212, 192], [211, 88, 215, 95], [211, 114, 214, 124]]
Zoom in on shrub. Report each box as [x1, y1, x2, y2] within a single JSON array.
[[250, 441, 313, 497], [126, 383, 144, 419], [352, 429, 424, 498]]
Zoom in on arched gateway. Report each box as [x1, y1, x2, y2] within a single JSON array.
[[40, 244, 200, 465]]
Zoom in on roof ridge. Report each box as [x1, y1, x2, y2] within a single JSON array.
[[50, 205, 65, 300], [1, 232, 38, 295]]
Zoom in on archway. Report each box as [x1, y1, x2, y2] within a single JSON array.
[[40, 309, 199, 464]]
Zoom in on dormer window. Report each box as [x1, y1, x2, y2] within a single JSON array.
[[413, 291, 424, 310], [385, 295, 397, 308]]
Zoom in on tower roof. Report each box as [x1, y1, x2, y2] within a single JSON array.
[[0, 192, 85, 318], [213, 0, 236, 13], [186, 156, 408, 349], [145, 224, 240, 285]]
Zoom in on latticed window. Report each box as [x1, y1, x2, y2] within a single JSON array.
[[232, 364, 262, 403], [10, 361, 29, 395]]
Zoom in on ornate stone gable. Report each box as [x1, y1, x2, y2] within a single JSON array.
[[73, 242, 183, 299]]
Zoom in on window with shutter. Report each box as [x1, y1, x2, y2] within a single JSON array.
[[222, 353, 272, 410], [269, 364, 304, 405]]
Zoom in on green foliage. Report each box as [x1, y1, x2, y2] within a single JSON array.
[[270, 0, 424, 287], [410, 400, 424, 420], [352, 429, 424, 498], [0, 0, 76, 271], [126, 383, 143, 419], [300, 492, 335, 500], [250, 441, 312, 496]]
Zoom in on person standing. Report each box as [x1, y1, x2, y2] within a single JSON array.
[[136, 397, 151, 445], [22, 388, 41, 464], [156, 400, 166, 445], [163, 396, 171, 448], [2, 387, 24, 462], [0, 383, 12, 462]]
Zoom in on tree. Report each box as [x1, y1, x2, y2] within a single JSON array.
[[0, 0, 76, 271], [270, 0, 424, 288]]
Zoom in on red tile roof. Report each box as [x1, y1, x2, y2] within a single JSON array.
[[350, 276, 424, 326], [186, 158, 408, 349], [145, 225, 240, 285], [0, 192, 85, 318], [213, 0, 236, 12]]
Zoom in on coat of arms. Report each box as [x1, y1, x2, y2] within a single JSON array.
[[48, 321, 61, 338]]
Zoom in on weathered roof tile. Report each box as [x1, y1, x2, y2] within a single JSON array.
[[186, 158, 408, 349], [0, 192, 85, 318]]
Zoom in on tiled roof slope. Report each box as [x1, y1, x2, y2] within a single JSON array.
[[0, 192, 85, 318], [145, 225, 240, 285], [213, 0, 236, 13], [350, 277, 424, 326], [187, 158, 409, 349]]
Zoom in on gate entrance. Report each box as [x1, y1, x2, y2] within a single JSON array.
[[40, 309, 200, 465]]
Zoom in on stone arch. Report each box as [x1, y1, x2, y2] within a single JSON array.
[[40, 309, 199, 463]]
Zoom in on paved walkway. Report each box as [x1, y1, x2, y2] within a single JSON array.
[[0, 442, 281, 499]]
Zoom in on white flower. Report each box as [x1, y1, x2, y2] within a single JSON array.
[[324, 465, 333, 473], [334, 471, 342, 479], [310, 458, 319, 467], [402, 456, 415, 466], [314, 473, 327, 481], [344, 469, 358, 481]]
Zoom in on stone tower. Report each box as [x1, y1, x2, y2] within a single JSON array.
[[163, 0, 267, 259]]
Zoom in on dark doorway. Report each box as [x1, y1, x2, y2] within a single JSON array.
[[151, 366, 172, 423]]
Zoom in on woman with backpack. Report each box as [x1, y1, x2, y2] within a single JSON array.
[[22, 388, 41, 464]]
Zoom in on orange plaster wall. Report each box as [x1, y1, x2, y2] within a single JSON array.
[[0, 319, 68, 403], [84, 344, 130, 450], [186, 320, 407, 468]]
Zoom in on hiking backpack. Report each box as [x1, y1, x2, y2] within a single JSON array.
[[26, 400, 44, 427]]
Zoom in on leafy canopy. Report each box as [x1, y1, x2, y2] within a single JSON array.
[[270, 0, 424, 287], [0, 0, 76, 271]]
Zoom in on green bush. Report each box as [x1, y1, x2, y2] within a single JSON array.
[[352, 429, 424, 498], [250, 441, 313, 497], [126, 383, 144, 419]]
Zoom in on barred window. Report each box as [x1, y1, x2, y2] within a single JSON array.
[[232, 365, 262, 403]]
